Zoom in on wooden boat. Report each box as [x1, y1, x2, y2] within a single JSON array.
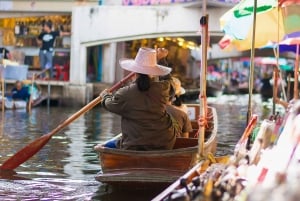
[[182, 80, 223, 101], [94, 104, 218, 187], [206, 80, 223, 97], [0, 93, 47, 110]]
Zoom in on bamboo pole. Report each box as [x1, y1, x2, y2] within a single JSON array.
[[273, 46, 288, 108], [198, 0, 208, 157], [287, 73, 291, 100], [294, 45, 299, 99], [1, 49, 5, 112], [272, 6, 280, 115], [27, 74, 35, 112], [0, 55, 3, 137], [0, 65, 3, 136], [247, 0, 257, 123], [273, 49, 287, 102], [1, 67, 4, 112]]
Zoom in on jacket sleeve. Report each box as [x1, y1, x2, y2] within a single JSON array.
[[101, 86, 128, 115]]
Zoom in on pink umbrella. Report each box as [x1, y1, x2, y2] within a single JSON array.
[[279, 0, 300, 6], [255, 57, 288, 66]]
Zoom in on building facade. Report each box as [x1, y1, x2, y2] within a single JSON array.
[[0, 0, 242, 105]]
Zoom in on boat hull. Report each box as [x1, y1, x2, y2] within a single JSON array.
[[95, 141, 199, 187], [0, 95, 47, 110], [94, 106, 218, 187]]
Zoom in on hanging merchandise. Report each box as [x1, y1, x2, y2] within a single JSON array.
[[14, 21, 20, 36]]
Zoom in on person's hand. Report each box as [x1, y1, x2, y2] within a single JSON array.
[[99, 89, 111, 98], [157, 48, 168, 60]]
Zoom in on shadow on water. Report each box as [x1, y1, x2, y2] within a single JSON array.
[[0, 170, 29, 180], [0, 94, 279, 200], [93, 184, 165, 201]]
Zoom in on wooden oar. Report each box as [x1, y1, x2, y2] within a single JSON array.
[[0, 72, 135, 170], [27, 74, 35, 112], [233, 114, 258, 155], [237, 114, 258, 145]]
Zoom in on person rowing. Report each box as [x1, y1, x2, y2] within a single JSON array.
[[100, 47, 177, 150]]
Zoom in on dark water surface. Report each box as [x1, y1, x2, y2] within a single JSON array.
[[0, 94, 277, 201]]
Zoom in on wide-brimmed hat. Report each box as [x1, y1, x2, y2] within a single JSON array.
[[171, 77, 185, 96], [119, 47, 172, 76]]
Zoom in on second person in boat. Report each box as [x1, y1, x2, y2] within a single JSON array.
[[165, 76, 192, 138]]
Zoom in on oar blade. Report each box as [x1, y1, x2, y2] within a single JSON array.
[[0, 72, 135, 170], [0, 134, 52, 170]]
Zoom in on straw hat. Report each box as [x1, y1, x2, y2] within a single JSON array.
[[171, 77, 185, 96], [119, 47, 172, 76]]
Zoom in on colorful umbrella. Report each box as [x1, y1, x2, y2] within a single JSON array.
[[219, 0, 300, 51], [219, 0, 300, 114], [279, 0, 300, 6], [280, 34, 300, 46], [258, 32, 300, 55], [255, 57, 288, 66], [279, 33, 300, 99], [220, 0, 278, 40]]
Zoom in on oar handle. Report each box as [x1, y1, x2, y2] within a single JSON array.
[[108, 72, 134, 93], [238, 114, 258, 145], [233, 114, 258, 158], [48, 72, 135, 138]]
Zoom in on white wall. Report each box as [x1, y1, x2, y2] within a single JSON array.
[[73, 5, 229, 44], [70, 5, 237, 84]]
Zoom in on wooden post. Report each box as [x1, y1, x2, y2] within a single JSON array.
[[294, 45, 299, 99], [198, 0, 208, 157], [247, 0, 257, 123]]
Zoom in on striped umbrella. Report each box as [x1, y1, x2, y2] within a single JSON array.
[[256, 32, 300, 55]]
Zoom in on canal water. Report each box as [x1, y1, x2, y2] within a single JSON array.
[[0, 94, 279, 201]]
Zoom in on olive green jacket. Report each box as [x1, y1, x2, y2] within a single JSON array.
[[102, 80, 176, 150]]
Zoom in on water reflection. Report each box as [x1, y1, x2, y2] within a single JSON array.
[[0, 94, 277, 200], [64, 117, 86, 179]]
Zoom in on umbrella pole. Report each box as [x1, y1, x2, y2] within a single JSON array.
[[272, 46, 288, 109], [1, 49, 5, 112], [247, 0, 257, 124], [0, 69, 3, 137], [273, 47, 279, 115], [198, 0, 208, 157], [1, 69, 4, 112], [294, 45, 299, 100], [287, 74, 291, 101]]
